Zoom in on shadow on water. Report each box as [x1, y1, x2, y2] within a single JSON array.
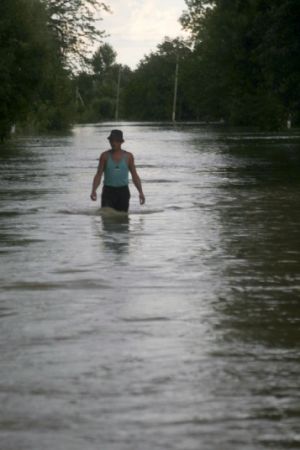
[[198, 133, 300, 450], [214, 135, 300, 349], [0, 137, 53, 202], [96, 208, 130, 255], [219, 132, 300, 186]]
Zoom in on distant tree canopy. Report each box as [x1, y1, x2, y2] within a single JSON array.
[[1, 0, 299, 140], [179, 0, 300, 128], [92, 43, 117, 75], [123, 38, 192, 121], [75, 42, 132, 123], [0, 0, 109, 140], [73, 37, 193, 123], [76, 0, 300, 129], [0, 0, 53, 139], [45, 0, 110, 68]]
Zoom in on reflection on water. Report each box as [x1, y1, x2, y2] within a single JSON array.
[[215, 137, 300, 351], [99, 209, 130, 255], [0, 124, 299, 450]]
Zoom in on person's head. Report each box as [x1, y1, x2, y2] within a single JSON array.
[[107, 129, 124, 150]]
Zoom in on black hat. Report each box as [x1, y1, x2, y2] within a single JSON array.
[[107, 129, 124, 142]]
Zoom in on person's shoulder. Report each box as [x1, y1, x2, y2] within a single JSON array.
[[97, 150, 110, 168], [99, 150, 110, 160], [124, 150, 134, 160]]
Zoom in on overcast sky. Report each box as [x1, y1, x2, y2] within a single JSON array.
[[99, 0, 189, 69]]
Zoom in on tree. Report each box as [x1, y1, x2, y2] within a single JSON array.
[[0, 0, 56, 139], [179, 0, 300, 128], [0, 0, 112, 139], [74, 43, 133, 122], [124, 37, 192, 121], [92, 43, 117, 76], [44, 0, 110, 68]]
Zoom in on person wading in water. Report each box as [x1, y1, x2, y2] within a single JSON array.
[[90, 129, 145, 212]]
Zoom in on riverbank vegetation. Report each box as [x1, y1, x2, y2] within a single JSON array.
[[1, 0, 299, 140], [179, 0, 300, 129], [0, 0, 109, 140]]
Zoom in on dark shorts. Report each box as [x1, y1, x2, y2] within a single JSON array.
[[101, 185, 130, 212]]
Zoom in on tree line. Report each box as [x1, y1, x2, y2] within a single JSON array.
[[0, 0, 108, 140], [1, 0, 299, 140], [71, 0, 300, 129], [179, 0, 300, 129]]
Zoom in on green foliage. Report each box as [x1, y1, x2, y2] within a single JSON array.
[[22, 66, 75, 132], [1, 0, 298, 135], [44, 0, 110, 68], [92, 43, 117, 75], [179, 0, 300, 129], [124, 37, 192, 121], [0, 0, 110, 140], [74, 43, 133, 122], [0, 0, 54, 139]]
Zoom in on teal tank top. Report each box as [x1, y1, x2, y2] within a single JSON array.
[[104, 150, 129, 187]]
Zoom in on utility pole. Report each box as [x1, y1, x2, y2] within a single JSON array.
[[75, 86, 85, 108], [115, 65, 121, 121], [287, 112, 292, 129], [172, 55, 179, 123]]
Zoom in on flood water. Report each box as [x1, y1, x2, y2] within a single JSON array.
[[0, 122, 300, 450]]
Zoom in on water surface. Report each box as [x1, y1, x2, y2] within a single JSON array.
[[0, 123, 300, 449]]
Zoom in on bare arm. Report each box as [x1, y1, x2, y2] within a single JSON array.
[[90, 153, 106, 201], [128, 153, 145, 205]]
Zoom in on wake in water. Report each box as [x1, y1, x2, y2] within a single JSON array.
[[58, 206, 165, 216], [100, 206, 128, 217]]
